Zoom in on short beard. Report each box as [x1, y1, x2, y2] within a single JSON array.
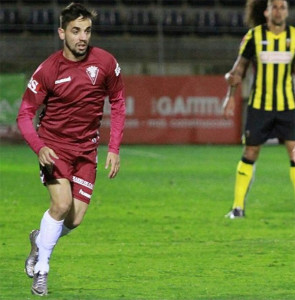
[[65, 40, 88, 58], [271, 18, 285, 27]]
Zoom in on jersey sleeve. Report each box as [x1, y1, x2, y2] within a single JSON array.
[[239, 29, 255, 60], [17, 64, 50, 154], [105, 57, 124, 94], [108, 88, 125, 154], [105, 57, 125, 154]]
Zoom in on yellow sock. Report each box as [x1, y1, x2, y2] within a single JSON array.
[[290, 165, 295, 197], [233, 159, 254, 210]]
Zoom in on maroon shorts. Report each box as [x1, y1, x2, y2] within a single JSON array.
[[40, 146, 97, 204]]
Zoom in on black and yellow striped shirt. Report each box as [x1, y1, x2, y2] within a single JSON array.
[[239, 24, 295, 111]]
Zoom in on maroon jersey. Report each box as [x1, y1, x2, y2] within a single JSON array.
[[17, 47, 125, 154]]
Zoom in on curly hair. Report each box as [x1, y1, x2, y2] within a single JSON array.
[[245, 0, 268, 27], [245, 0, 289, 28]]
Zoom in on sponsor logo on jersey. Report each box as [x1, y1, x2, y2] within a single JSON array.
[[79, 189, 91, 199], [73, 176, 94, 190], [86, 66, 99, 85], [55, 76, 71, 84], [260, 51, 292, 64], [261, 40, 269, 45], [115, 63, 121, 76], [27, 77, 40, 94], [286, 38, 291, 48]]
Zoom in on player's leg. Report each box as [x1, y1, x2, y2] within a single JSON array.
[[32, 178, 72, 296], [61, 198, 89, 235], [60, 149, 97, 235], [285, 140, 295, 195], [276, 110, 295, 196], [232, 145, 260, 210], [35, 178, 72, 271], [25, 179, 72, 277], [25, 152, 73, 280], [226, 107, 269, 218]]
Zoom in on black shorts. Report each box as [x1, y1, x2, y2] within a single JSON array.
[[244, 107, 295, 146]]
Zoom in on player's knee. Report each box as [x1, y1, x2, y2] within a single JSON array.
[[243, 146, 260, 161], [50, 200, 72, 219]]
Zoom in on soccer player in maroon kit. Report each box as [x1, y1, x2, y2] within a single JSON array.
[[17, 3, 125, 296]]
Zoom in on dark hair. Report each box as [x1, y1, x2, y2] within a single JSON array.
[[245, 0, 267, 27], [245, 0, 289, 28], [60, 2, 96, 29]]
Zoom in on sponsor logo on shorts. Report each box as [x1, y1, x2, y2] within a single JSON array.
[[79, 189, 91, 199], [73, 176, 93, 190]]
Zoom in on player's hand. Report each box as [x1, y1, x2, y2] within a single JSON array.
[[38, 146, 59, 167], [222, 95, 235, 119], [225, 72, 242, 87], [105, 152, 120, 179]]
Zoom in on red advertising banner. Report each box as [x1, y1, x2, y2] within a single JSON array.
[[100, 75, 242, 145]]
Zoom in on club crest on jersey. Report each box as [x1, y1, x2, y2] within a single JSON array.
[[86, 66, 99, 85]]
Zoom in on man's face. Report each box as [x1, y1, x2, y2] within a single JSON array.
[[267, 0, 289, 26], [59, 16, 92, 60]]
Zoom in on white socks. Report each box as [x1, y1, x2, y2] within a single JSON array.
[[35, 210, 64, 273]]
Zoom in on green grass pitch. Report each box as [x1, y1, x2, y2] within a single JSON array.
[[0, 143, 294, 300]]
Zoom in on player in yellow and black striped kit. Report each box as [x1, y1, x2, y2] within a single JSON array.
[[223, 0, 295, 218]]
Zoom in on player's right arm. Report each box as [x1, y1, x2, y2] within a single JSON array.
[[222, 28, 254, 119], [38, 146, 59, 166], [222, 55, 249, 119], [17, 65, 58, 164]]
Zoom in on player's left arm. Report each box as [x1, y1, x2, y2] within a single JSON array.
[[108, 88, 126, 154], [105, 88, 125, 179], [105, 151, 120, 179], [104, 56, 126, 178]]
